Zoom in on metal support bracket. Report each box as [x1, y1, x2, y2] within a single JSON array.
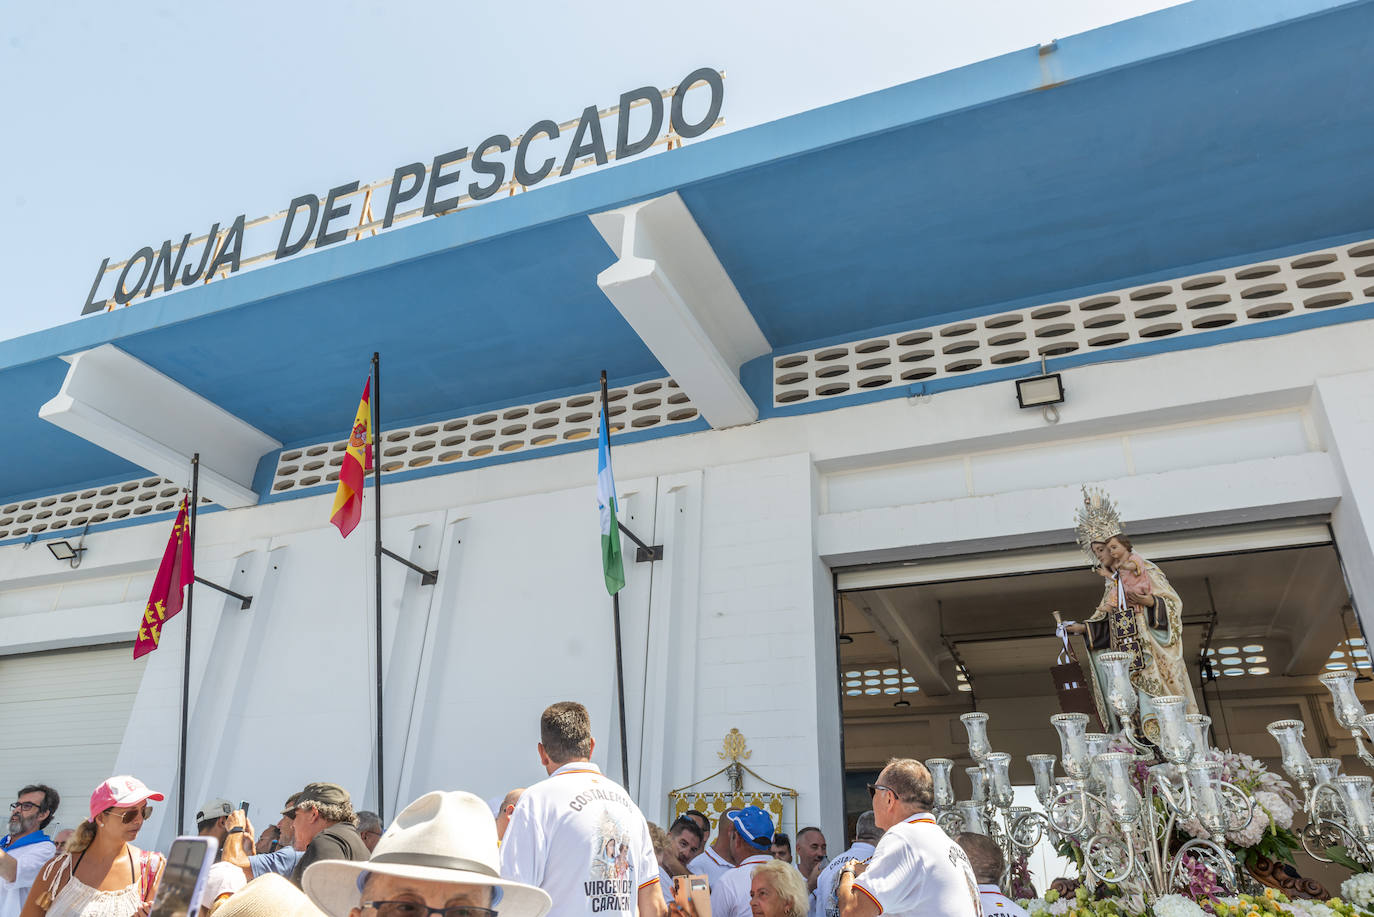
[[618, 521, 664, 563], [194, 576, 252, 610], [380, 547, 438, 586]]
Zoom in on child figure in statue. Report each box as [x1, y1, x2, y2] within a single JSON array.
[[1105, 535, 1151, 602]]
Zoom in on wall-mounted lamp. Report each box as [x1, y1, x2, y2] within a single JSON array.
[[1015, 373, 1064, 409], [1016, 356, 1064, 424], [46, 521, 91, 569]]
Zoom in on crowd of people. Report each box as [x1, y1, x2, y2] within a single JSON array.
[[0, 702, 1026, 917]]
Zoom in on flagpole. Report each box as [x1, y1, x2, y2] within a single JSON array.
[[178, 453, 199, 836], [600, 372, 632, 793], [371, 352, 386, 823]]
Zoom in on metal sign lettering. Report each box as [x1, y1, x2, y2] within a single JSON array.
[[82, 67, 725, 316]]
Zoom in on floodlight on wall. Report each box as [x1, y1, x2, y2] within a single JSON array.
[[46, 521, 91, 569], [1015, 373, 1064, 408], [46, 540, 81, 561], [1016, 357, 1064, 424]]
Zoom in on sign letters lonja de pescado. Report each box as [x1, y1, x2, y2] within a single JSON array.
[[82, 67, 726, 316]]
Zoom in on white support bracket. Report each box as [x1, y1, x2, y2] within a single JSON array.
[[38, 344, 280, 508], [590, 192, 770, 429]]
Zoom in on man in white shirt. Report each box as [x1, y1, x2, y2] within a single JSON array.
[[687, 808, 738, 886], [708, 806, 776, 917], [501, 701, 667, 917], [0, 784, 59, 917], [956, 832, 1027, 917], [836, 759, 981, 917], [812, 812, 882, 917]]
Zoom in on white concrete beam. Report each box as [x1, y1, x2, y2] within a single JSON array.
[[861, 590, 953, 696], [38, 344, 279, 508], [590, 192, 769, 429]]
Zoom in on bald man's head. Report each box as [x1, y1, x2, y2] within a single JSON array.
[[495, 788, 526, 841]]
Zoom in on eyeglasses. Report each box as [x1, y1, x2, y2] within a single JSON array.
[[364, 903, 497, 917], [9, 801, 40, 812], [867, 784, 896, 800], [113, 805, 153, 823]]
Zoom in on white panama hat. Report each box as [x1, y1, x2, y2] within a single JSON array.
[[302, 791, 551, 917]]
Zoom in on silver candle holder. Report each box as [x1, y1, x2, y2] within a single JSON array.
[[1268, 715, 1374, 868], [963, 706, 1252, 907]]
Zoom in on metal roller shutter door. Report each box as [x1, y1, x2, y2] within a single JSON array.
[[0, 644, 146, 834]]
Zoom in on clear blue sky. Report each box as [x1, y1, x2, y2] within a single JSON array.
[[0, 0, 1182, 343]]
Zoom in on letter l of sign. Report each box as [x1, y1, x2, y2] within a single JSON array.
[[83, 258, 111, 314]]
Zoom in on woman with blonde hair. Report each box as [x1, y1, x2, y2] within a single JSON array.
[[749, 859, 810, 917], [21, 777, 166, 917]]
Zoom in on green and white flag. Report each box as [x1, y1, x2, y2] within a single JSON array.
[[597, 399, 626, 595]]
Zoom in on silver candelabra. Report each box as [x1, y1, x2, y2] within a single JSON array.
[[1266, 669, 1374, 869], [935, 693, 1254, 906]]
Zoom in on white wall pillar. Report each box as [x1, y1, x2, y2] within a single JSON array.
[[1313, 370, 1374, 629]]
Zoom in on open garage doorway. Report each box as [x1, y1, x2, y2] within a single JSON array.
[[832, 518, 1369, 893]]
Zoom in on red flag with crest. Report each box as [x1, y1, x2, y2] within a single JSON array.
[[330, 377, 373, 537], [133, 496, 195, 659]]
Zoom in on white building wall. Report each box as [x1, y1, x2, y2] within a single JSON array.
[[1, 319, 1373, 852]]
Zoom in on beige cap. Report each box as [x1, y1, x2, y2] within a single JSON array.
[[211, 874, 326, 917]]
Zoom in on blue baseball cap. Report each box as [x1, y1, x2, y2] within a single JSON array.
[[726, 805, 775, 851]]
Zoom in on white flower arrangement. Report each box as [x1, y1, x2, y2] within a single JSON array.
[[1282, 899, 1337, 917], [1253, 790, 1295, 831], [1151, 894, 1205, 917], [1340, 870, 1374, 910]]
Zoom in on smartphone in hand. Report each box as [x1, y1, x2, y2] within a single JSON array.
[[150, 836, 218, 917], [672, 875, 712, 917]]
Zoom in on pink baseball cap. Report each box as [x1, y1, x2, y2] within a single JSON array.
[[89, 775, 165, 819]]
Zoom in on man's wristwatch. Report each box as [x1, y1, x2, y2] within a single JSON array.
[[228, 827, 245, 835]]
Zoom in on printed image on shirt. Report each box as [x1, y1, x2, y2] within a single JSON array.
[[585, 810, 635, 911], [948, 845, 982, 916]]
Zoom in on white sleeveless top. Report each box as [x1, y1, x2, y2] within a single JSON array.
[[44, 874, 142, 917], [37, 850, 154, 917]]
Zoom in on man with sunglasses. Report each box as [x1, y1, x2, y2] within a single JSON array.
[[836, 760, 980, 917], [289, 783, 370, 885], [301, 790, 551, 917], [0, 784, 59, 917], [222, 791, 306, 882]]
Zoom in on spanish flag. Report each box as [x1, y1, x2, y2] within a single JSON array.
[[330, 377, 373, 537], [133, 497, 194, 659]]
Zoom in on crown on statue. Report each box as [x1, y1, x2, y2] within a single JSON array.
[[1074, 484, 1124, 561]]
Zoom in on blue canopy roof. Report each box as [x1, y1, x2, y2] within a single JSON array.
[[5, 0, 1374, 506]]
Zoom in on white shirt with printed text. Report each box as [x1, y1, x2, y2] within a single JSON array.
[[500, 762, 659, 917], [852, 814, 981, 917], [978, 884, 1027, 917]]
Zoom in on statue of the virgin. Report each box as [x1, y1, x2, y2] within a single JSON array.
[[1065, 486, 1199, 740]]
